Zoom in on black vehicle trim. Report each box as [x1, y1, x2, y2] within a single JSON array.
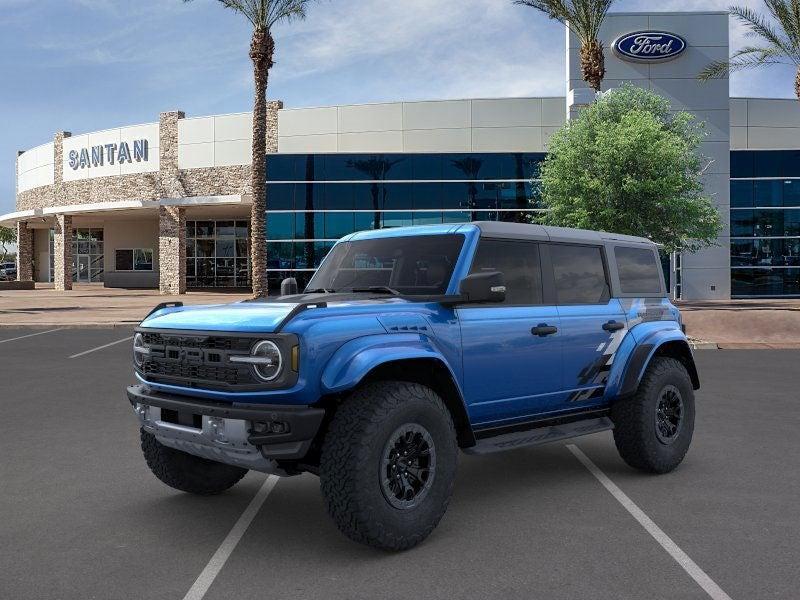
[[143, 301, 183, 322], [619, 343, 655, 397], [473, 407, 612, 441], [127, 384, 325, 447]]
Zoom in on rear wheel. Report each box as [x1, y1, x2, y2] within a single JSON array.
[[319, 381, 458, 551], [611, 357, 695, 474], [140, 430, 247, 495]]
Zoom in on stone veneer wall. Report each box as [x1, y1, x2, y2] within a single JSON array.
[[15, 222, 33, 281], [158, 206, 186, 295], [53, 214, 73, 291], [16, 102, 283, 211], [15, 102, 282, 293]]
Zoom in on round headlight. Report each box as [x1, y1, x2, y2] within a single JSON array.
[[251, 340, 282, 381], [133, 333, 147, 368]]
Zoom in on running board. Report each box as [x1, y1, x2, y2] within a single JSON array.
[[464, 417, 614, 455]]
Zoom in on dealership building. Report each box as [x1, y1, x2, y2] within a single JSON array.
[[4, 10, 800, 299]]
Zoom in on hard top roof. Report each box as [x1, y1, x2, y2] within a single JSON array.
[[472, 221, 655, 247]]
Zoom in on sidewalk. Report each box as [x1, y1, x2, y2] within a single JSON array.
[[0, 284, 250, 328], [2, 285, 799, 348], [677, 299, 800, 349]]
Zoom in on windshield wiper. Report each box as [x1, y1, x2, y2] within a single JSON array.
[[351, 286, 401, 296]]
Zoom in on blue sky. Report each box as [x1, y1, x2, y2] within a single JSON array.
[[1, 0, 797, 215]]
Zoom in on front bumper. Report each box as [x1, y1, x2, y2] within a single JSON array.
[[127, 384, 325, 475]]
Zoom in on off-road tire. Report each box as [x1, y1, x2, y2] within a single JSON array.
[[140, 430, 247, 495], [611, 357, 695, 474], [319, 381, 458, 551]]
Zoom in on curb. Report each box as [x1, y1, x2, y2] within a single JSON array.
[[689, 341, 719, 350]]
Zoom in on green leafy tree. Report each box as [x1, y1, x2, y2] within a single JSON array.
[[0, 226, 15, 263], [184, 0, 316, 297], [515, 0, 615, 92], [536, 84, 722, 253], [699, 2, 800, 100]]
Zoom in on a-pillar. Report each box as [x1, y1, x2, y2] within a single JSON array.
[[15, 221, 33, 282], [158, 205, 186, 295], [53, 214, 73, 291]]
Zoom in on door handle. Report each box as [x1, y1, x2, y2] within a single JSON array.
[[532, 324, 558, 337], [602, 320, 625, 332]]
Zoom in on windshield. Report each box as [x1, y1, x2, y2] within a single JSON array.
[[306, 234, 465, 296]]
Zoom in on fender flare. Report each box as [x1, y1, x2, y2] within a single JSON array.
[[611, 329, 700, 399], [320, 333, 475, 446], [321, 333, 457, 393]]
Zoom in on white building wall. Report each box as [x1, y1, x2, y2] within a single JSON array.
[[177, 112, 253, 169], [17, 142, 55, 193], [568, 11, 731, 301], [61, 123, 160, 182], [730, 98, 800, 150], [274, 98, 565, 154]]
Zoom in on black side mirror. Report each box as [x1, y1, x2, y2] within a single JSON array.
[[458, 271, 506, 304], [280, 277, 299, 296]]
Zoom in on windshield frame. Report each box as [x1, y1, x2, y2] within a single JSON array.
[[305, 233, 468, 297]]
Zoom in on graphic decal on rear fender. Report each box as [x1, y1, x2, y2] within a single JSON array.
[[567, 299, 675, 403]]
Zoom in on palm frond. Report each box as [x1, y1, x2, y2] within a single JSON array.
[[730, 5, 800, 64], [699, 46, 788, 80], [515, 0, 615, 43], [764, 0, 800, 45], [187, 0, 311, 30]]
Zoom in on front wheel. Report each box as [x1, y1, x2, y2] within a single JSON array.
[[611, 357, 695, 474], [319, 381, 458, 551]]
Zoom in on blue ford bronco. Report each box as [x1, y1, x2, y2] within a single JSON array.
[[128, 222, 699, 550]]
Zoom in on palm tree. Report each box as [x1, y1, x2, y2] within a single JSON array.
[[347, 157, 405, 230], [699, 3, 800, 101], [515, 0, 616, 92], [185, 0, 314, 297]]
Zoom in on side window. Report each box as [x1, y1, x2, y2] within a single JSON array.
[[549, 244, 609, 304], [469, 239, 542, 305], [615, 246, 663, 295]]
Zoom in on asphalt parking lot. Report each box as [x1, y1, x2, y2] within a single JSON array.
[[2, 328, 799, 600]]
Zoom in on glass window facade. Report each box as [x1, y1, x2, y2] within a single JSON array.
[[264, 153, 546, 292], [186, 220, 251, 288], [731, 151, 800, 297]]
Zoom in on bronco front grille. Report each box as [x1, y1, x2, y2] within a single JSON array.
[[135, 329, 299, 392], [138, 332, 258, 390]]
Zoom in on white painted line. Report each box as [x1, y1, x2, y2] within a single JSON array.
[[68, 335, 133, 359], [183, 476, 279, 600], [567, 444, 733, 600], [0, 328, 63, 345]]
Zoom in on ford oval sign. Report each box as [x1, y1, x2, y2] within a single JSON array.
[[613, 31, 687, 63]]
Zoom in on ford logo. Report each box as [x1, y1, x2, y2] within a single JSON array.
[[613, 31, 687, 62]]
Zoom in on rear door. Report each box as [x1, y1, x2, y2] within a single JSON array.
[[458, 239, 563, 426], [545, 243, 626, 407]]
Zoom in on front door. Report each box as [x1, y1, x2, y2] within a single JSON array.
[[77, 255, 90, 282], [458, 239, 563, 427], [546, 243, 627, 407]]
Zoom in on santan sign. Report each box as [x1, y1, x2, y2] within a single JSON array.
[[68, 139, 149, 170], [613, 31, 687, 62]]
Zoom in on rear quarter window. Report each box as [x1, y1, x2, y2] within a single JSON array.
[[615, 246, 663, 295]]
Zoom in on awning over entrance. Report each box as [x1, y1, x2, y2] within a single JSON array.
[[0, 194, 248, 227]]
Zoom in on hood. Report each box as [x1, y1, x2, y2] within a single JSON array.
[[141, 302, 297, 332], [139, 294, 416, 333]]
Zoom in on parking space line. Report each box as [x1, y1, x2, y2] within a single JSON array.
[[183, 475, 279, 600], [567, 444, 733, 600], [68, 335, 133, 359], [0, 329, 63, 345]]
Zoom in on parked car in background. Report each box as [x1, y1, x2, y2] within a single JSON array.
[[127, 222, 699, 550], [0, 262, 16, 281]]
